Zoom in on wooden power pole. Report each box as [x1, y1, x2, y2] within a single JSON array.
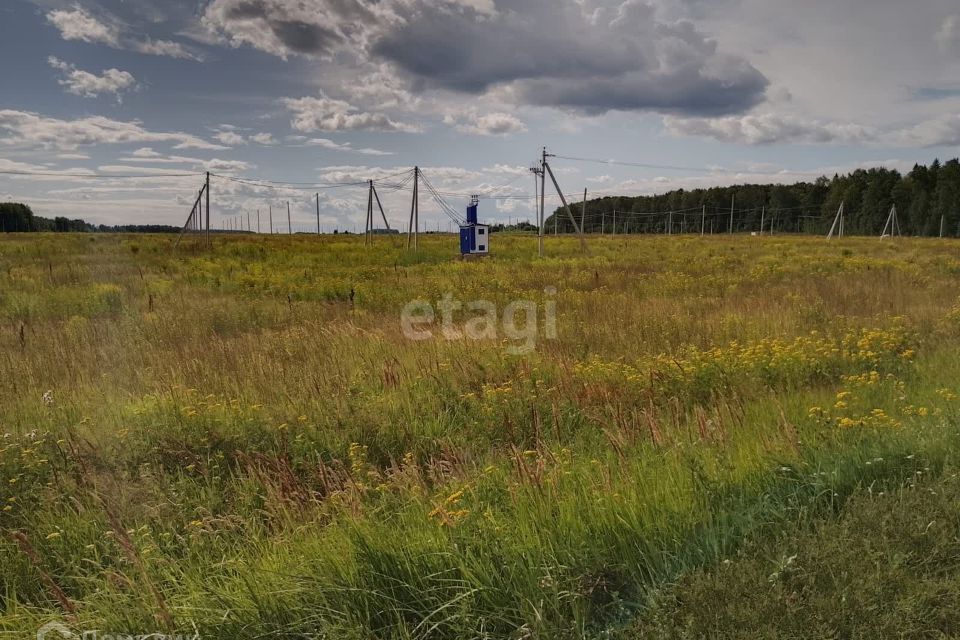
[[729, 194, 735, 234], [407, 167, 419, 250], [542, 148, 586, 251]]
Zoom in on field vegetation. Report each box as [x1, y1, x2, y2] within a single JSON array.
[[3, 232, 960, 638]]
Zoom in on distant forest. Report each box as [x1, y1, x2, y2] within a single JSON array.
[[548, 158, 960, 236], [0, 202, 180, 234]]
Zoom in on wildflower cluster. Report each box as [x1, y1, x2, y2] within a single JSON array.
[[428, 485, 472, 527], [574, 325, 917, 407], [0, 429, 58, 521], [809, 370, 951, 430]]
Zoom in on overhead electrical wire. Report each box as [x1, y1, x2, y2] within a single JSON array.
[[209, 167, 416, 191], [0, 169, 202, 179], [552, 154, 739, 174], [417, 169, 465, 225], [5, 159, 839, 231]]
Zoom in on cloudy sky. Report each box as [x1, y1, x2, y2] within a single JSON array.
[[1, 0, 959, 230]]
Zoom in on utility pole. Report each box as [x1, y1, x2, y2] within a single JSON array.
[[366, 179, 374, 245], [827, 202, 845, 240], [408, 167, 419, 250], [668, 210, 673, 236], [539, 159, 546, 250], [701, 204, 705, 236], [760, 206, 765, 235], [941, 215, 945, 238], [247, 211, 251, 233], [880, 204, 901, 239], [542, 149, 586, 251], [729, 194, 735, 234], [531, 164, 544, 257], [205, 172, 210, 245], [601, 210, 605, 235], [371, 182, 390, 231], [581, 188, 587, 234], [287, 201, 292, 235], [257, 209, 261, 234], [269, 205, 274, 235], [612, 209, 617, 235], [316, 193, 321, 236]]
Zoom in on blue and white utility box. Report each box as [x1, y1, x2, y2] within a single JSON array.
[[459, 195, 489, 256]]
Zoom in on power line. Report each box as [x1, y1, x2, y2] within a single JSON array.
[[210, 168, 415, 191], [551, 154, 723, 174], [0, 169, 201, 179], [212, 174, 369, 191]]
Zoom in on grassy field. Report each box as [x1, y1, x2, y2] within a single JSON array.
[[3, 232, 960, 638]]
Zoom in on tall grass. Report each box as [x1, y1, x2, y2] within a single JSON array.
[[2, 233, 960, 637]]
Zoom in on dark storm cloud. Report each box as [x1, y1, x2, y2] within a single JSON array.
[[202, 0, 769, 115], [202, 0, 364, 58]]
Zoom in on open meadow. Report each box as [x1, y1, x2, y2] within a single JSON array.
[[3, 232, 960, 638]]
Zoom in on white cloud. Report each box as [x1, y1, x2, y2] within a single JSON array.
[[134, 39, 197, 60], [895, 114, 960, 147], [304, 138, 394, 156], [211, 125, 277, 146], [344, 66, 423, 111], [666, 111, 960, 148], [482, 164, 530, 176], [250, 132, 276, 145], [0, 158, 94, 178], [95, 164, 202, 176], [283, 94, 420, 133], [305, 138, 352, 151], [202, 158, 255, 173], [445, 111, 527, 136], [120, 152, 205, 164], [587, 175, 614, 184], [48, 57, 137, 100], [664, 113, 876, 145], [45, 6, 199, 60], [936, 15, 960, 54], [0, 110, 226, 151], [214, 130, 248, 146], [356, 148, 395, 156], [46, 7, 120, 47]]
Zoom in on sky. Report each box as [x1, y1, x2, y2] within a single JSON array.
[[1, 0, 959, 231]]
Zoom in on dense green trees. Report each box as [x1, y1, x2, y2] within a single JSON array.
[[0, 203, 180, 233], [548, 158, 960, 236], [0, 202, 36, 232], [0, 203, 91, 232]]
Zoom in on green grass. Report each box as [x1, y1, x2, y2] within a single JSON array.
[[2, 233, 960, 638], [630, 464, 960, 639]]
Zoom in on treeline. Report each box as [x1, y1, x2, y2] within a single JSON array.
[[0, 203, 180, 234], [548, 158, 960, 236]]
